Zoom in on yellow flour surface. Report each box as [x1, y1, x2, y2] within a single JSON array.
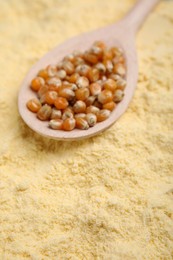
[[0, 0, 173, 259]]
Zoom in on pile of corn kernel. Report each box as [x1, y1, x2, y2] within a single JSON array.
[[26, 41, 126, 131]]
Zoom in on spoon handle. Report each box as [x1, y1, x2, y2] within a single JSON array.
[[123, 0, 160, 32]]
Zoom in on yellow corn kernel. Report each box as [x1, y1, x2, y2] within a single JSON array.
[[74, 113, 86, 119], [38, 85, 49, 98], [85, 96, 96, 106], [86, 105, 100, 115], [38, 69, 49, 80], [62, 61, 75, 75], [62, 110, 74, 120], [88, 68, 99, 82], [103, 79, 117, 92], [62, 118, 76, 131], [113, 89, 124, 102], [95, 63, 106, 74], [73, 57, 85, 67], [58, 87, 75, 101], [31, 77, 45, 92], [103, 101, 116, 111], [116, 78, 127, 90], [45, 91, 58, 105], [54, 97, 69, 110], [97, 109, 110, 122], [37, 104, 52, 121], [93, 41, 106, 50], [49, 119, 63, 130], [56, 69, 67, 79], [76, 76, 89, 88], [76, 64, 90, 77], [68, 73, 80, 83], [47, 77, 62, 87], [51, 108, 62, 119], [46, 65, 57, 77], [26, 98, 41, 113], [75, 87, 90, 101], [89, 83, 102, 96], [98, 89, 113, 104], [73, 100, 86, 113], [75, 118, 89, 130], [86, 113, 97, 127], [113, 63, 126, 76], [83, 51, 98, 64]]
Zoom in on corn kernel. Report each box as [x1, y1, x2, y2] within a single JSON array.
[[38, 69, 49, 80], [47, 65, 57, 77], [49, 119, 63, 130], [98, 89, 113, 104], [97, 109, 110, 122], [39, 94, 46, 104], [86, 105, 100, 115], [62, 118, 76, 131], [37, 104, 52, 121], [93, 41, 106, 50], [63, 54, 75, 62], [73, 100, 86, 113], [109, 74, 121, 81], [103, 101, 116, 111], [54, 97, 69, 110], [90, 46, 103, 59], [56, 61, 63, 69], [103, 48, 113, 61], [74, 113, 86, 119], [113, 64, 126, 76], [62, 110, 74, 120], [88, 68, 99, 82], [89, 83, 102, 96], [85, 96, 96, 106], [84, 51, 98, 64], [44, 91, 58, 105], [76, 64, 90, 77], [47, 77, 62, 87], [68, 73, 80, 83], [62, 61, 75, 75], [76, 76, 89, 88], [95, 63, 106, 74], [73, 57, 85, 67], [63, 106, 74, 114], [76, 118, 89, 130], [86, 113, 97, 127], [113, 89, 124, 102], [58, 87, 75, 100], [69, 83, 78, 91], [56, 69, 67, 79], [103, 79, 117, 92], [104, 60, 113, 73], [26, 98, 41, 113], [116, 78, 127, 90], [31, 77, 45, 92], [75, 87, 90, 101], [38, 85, 49, 98], [51, 108, 62, 119], [112, 55, 125, 65]]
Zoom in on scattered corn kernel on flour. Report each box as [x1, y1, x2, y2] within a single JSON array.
[[0, 0, 173, 259]]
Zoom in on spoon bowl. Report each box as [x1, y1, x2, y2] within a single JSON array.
[[18, 0, 159, 140]]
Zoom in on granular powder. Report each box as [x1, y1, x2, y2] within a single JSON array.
[[0, 0, 173, 259]]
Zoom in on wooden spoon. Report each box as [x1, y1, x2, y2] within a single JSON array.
[[18, 0, 159, 140]]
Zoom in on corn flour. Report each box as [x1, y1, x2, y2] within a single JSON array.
[[0, 0, 173, 259]]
